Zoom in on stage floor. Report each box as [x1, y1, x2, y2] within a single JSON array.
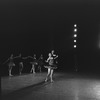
[[1, 72, 100, 100]]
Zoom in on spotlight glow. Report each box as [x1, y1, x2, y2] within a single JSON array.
[[74, 28, 77, 32], [74, 45, 77, 48], [74, 24, 77, 27], [74, 34, 77, 37], [74, 40, 76, 42]]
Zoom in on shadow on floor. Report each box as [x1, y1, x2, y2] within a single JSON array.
[[2, 80, 52, 100]]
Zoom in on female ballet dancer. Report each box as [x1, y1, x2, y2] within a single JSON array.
[[44, 53, 58, 82], [4, 54, 21, 76], [8, 54, 15, 76], [38, 54, 44, 72], [19, 62, 23, 75], [14, 53, 24, 75], [30, 54, 38, 74]]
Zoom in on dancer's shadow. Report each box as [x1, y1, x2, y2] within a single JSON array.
[[2, 80, 50, 100]]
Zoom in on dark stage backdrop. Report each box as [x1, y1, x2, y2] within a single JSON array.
[[1, 0, 100, 75]]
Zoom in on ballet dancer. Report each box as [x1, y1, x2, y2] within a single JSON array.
[[8, 54, 15, 76], [30, 54, 38, 74], [19, 61, 23, 75], [44, 52, 58, 82]]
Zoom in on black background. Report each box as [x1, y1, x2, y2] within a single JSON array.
[[1, 0, 100, 74]]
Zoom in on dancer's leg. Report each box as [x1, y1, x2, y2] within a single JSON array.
[[19, 69, 21, 75], [20, 67, 23, 75], [45, 68, 51, 82], [9, 66, 12, 76], [32, 65, 35, 73], [30, 65, 34, 73], [30, 67, 32, 73], [50, 69, 54, 82]]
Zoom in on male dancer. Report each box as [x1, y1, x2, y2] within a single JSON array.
[[51, 50, 58, 64], [51, 50, 58, 58], [44, 52, 58, 82]]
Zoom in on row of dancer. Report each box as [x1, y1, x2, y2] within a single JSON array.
[[2, 49, 58, 82], [26, 50, 58, 83], [3, 54, 44, 76], [30, 54, 44, 74]]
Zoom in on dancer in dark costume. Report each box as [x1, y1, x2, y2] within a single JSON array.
[[16, 54, 24, 75], [30, 54, 38, 74], [22, 55, 33, 73], [38, 54, 44, 72], [8, 54, 15, 76], [3, 54, 22, 76], [13, 54, 24, 75], [19, 62, 23, 75], [44, 52, 58, 82]]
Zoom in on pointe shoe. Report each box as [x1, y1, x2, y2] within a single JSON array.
[[50, 80, 54, 83], [9, 74, 13, 76], [45, 79, 47, 82]]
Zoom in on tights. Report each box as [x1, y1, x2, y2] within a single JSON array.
[[45, 68, 54, 82]]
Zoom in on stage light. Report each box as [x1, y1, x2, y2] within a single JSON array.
[[74, 28, 77, 32], [74, 24, 77, 27], [74, 45, 77, 48], [74, 40, 76, 42], [74, 34, 77, 37]]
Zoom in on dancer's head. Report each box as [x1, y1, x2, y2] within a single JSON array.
[[51, 50, 54, 54], [48, 53, 52, 57]]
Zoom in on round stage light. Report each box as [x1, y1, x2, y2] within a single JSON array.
[[74, 28, 77, 32], [74, 24, 77, 27], [74, 34, 77, 37], [74, 45, 77, 48]]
